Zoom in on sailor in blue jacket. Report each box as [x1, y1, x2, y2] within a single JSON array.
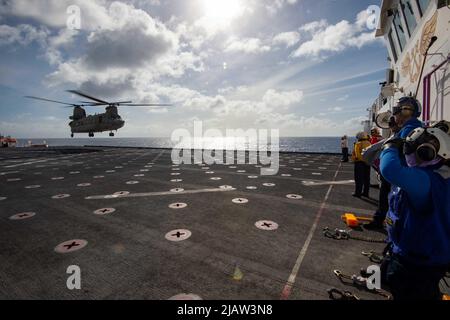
[[365, 97, 423, 230], [379, 123, 450, 300], [393, 96, 423, 139]]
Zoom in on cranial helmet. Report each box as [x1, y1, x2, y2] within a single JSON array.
[[393, 97, 422, 118]]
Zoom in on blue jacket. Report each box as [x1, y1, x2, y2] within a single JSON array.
[[396, 118, 423, 139], [380, 148, 450, 266]]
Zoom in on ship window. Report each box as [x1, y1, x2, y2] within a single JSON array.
[[416, 0, 430, 17], [393, 10, 407, 52], [400, 0, 417, 36], [388, 30, 398, 62]]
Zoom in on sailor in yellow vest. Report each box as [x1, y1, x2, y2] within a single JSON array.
[[352, 132, 371, 198]]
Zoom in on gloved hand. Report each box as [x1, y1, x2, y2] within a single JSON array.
[[382, 137, 405, 151]]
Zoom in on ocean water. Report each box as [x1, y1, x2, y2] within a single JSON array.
[[17, 137, 356, 154]]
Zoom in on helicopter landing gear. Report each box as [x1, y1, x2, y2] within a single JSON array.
[[89, 132, 94, 138], [109, 132, 115, 137]]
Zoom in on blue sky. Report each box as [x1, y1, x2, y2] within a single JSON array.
[[0, 0, 387, 138]]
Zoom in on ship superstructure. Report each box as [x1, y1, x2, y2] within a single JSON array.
[[369, 0, 449, 133]]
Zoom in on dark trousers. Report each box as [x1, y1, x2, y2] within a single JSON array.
[[341, 148, 349, 162], [381, 254, 447, 300], [354, 161, 370, 196], [373, 174, 391, 222]]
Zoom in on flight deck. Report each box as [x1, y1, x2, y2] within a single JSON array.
[[0, 147, 427, 300]]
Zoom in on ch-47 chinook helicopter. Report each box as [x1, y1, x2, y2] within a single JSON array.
[[25, 90, 171, 137]]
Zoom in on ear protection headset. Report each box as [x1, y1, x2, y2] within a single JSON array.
[[404, 126, 450, 162]]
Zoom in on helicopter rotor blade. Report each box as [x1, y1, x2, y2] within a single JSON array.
[[119, 103, 173, 107], [112, 101, 133, 104], [80, 103, 109, 106], [78, 101, 133, 105], [78, 101, 104, 105], [25, 96, 77, 106], [67, 90, 110, 104]]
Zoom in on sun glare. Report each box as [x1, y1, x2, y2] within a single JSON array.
[[201, 0, 244, 28]]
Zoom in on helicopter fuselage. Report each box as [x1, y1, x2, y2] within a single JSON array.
[[69, 106, 125, 134], [69, 114, 125, 133]]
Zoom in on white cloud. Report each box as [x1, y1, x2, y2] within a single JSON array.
[[292, 11, 380, 58], [80, 2, 178, 71], [218, 86, 249, 96], [184, 95, 227, 112], [337, 94, 349, 101], [272, 31, 300, 48], [175, 21, 208, 50], [253, 113, 366, 136], [265, 0, 298, 15], [48, 28, 78, 48], [2, 1, 204, 78], [144, 85, 303, 118], [147, 107, 168, 114], [0, 24, 48, 46], [85, 26, 173, 70], [0, 0, 113, 30], [262, 89, 303, 107], [224, 37, 271, 54], [0, 24, 74, 65], [43, 1, 204, 97], [299, 19, 328, 33]]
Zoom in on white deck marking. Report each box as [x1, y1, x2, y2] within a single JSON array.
[[168, 293, 202, 300], [4, 158, 50, 168], [281, 162, 342, 300], [255, 220, 279, 231], [0, 171, 20, 176], [165, 229, 192, 242], [4, 154, 81, 168], [85, 187, 236, 200], [151, 149, 166, 163], [302, 179, 354, 187]]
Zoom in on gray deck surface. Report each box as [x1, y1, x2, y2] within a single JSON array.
[[1, 147, 445, 300]]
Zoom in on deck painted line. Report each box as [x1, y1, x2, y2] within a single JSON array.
[[0, 171, 20, 176], [4, 158, 51, 168], [281, 162, 342, 300], [85, 187, 236, 200], [4, 154, 81, 168], [302, 179, 354, 187], [151, 149, 166, 163]]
